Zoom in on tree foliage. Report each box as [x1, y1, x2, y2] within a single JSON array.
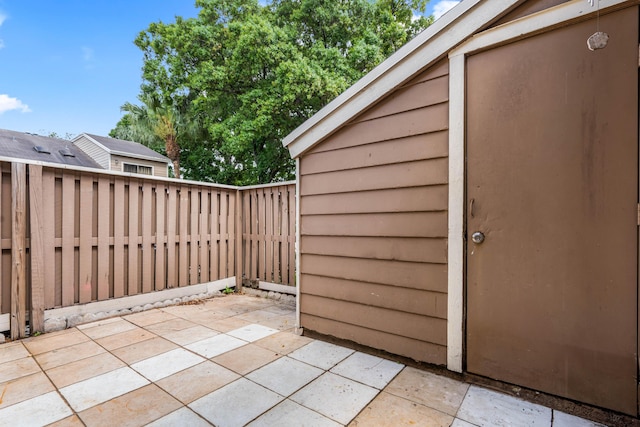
[[111, 0, 433, 185]]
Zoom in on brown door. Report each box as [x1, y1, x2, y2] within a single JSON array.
[[466, 7, 638, 415]]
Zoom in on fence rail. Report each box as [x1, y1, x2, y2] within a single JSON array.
[[0, 159, 295, 339]]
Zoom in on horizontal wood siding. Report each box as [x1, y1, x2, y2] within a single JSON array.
[[73, 136, 110, 169], [299, 59, 450, 365]]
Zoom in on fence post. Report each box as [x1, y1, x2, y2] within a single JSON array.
[[235, 189, 243, 290], [28, 165, 45, 334], [11, 162, 27, 339]]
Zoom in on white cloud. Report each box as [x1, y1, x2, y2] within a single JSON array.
[[433, 0, 460, 20], [0, 94, 31, 114]]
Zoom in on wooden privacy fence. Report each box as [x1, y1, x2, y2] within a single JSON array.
[[0, 159, 296, 339]]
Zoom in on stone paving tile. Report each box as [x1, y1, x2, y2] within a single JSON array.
[[80, 319, 139, 340], [47, 352, 126, 388], [456, 385, 551, 427], [233, 308, 284, 324], [185, 310, 231, 330], [156, 361, 239, 404], [451, 419, 478, 427], [259, 314, 297, 331], [77, 384, 182, 427], [261, 304, 296, 316], [147, 407, 212, 427], [254, 331, 313, 355], [0, 371, 55, 410], [34, 340, 105, 370], [246, 356, 323, 396], [248, 399, 341, 427], [76, 316, 121, 330], [163, 324, 219, 346], [59, 366, 149, 412], [131, 348, 205, 381], [227, 323, 279, 342], [144, 318, 198, 336], [0, 390, 72, 426], [0, 342, 30, 364], [553, 410, 606, 427], [212, 343, 282, 375], [291, 372, 379, 425], [94, 327, 157, 350], [385, 367, 469, 417], [111, 336, 178, 365], [48, 414, 86, 427], [350, 391, 454, 427], [0, 355, 41, 383], [123, 309, 179, 327], [186, 333, 247, 358], [204, 316, 252, 332], [289, 340, 354, 370], [190, 378, 284, 427], [331, 351, 404, 389], [22, 329, 90, 355]]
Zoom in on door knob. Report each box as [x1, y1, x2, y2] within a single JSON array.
[[471, 232, 485, 244]]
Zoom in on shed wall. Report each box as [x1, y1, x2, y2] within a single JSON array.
[[299, 59, 449, 364], [73, 135, 110, 169]]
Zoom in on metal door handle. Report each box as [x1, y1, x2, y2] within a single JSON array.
[[471, 232, 485, 244], [470, 198, 475, 218]]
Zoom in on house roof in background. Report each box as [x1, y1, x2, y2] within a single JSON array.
[[76, 133, 170, 163], [0, 128, 103, 168]]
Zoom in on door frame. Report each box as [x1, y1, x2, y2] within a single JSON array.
[[445, 0, 636, 373]]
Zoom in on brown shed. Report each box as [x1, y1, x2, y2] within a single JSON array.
[[284, 0, 639, 416]]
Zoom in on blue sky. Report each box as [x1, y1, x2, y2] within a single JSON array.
[[0, 0, 459, 139]]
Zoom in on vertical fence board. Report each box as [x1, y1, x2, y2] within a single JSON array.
[[200, 191, 209, 283], [235, 190, 242, 288], [179, 186, 189, 287], [259, 189, 267, 281], [11, 163, 26, 339], [141, 182, 153, 294], [97, 178, 110, 300], [265, 189, 273, 282], [166, 185, 177, 288], [219, 193, 228, 279], [42, 170, 55, 308], [288, 187, 295, 286], [273, 188, 281, 284], [250, 190, 258, 281], [78, 176, 93, 303], [190, 188, 199, 285], [210, 191, 219, 281], [113, 178, 125, 298], [28, 165, 44, 333], [61, 173, 75, 306], [243, 191, 250, 284], [228, 191, 236, 277], [156, 184, 166, 291], [128, 179, 139, 295]]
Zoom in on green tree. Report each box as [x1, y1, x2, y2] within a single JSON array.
[[115, 0, 433, 184]]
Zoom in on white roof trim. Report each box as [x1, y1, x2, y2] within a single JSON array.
[[282, 0, 522, 158]]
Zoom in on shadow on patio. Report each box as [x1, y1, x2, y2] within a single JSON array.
[[0, 294, 607, 426]]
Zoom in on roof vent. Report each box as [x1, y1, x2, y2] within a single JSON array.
[[59, 147, 75, 157], [33, 146, 51, 154]]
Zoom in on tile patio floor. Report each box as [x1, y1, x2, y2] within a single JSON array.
[[0, 294, 605, 426]]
